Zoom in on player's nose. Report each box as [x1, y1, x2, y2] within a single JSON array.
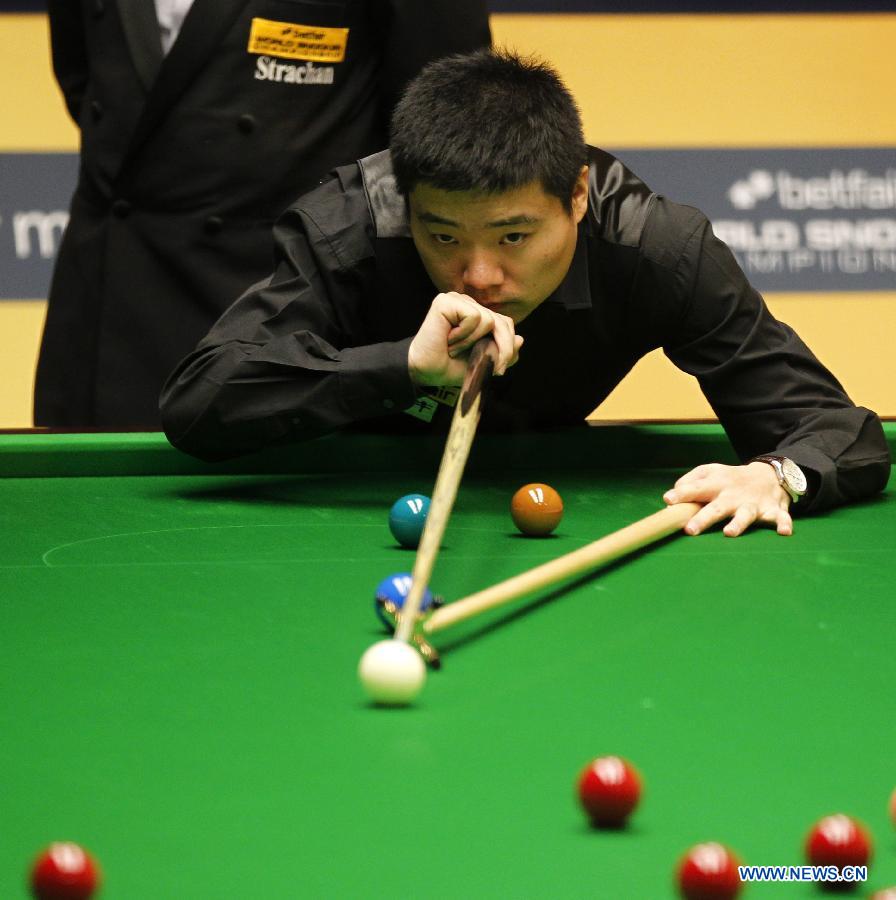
[[462, 252, 504, 292]]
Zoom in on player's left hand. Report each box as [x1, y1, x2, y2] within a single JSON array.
[[662, 462, 793, 537]]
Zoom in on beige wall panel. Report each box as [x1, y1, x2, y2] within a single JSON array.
[[491, 13, 896, 146], [593, 293, 896, 420], [0, 301, 46, 428], [0, 15, 79, 150]]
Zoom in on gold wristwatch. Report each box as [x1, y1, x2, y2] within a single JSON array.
[[750, 455, 808, 503]]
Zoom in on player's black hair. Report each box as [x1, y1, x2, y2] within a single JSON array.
[[390, 49, 588, 211]]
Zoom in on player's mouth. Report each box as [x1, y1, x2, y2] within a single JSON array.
[[474, 297, 511, 311]]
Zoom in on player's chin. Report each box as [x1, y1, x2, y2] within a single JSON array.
[[501, 301, 534, 324]]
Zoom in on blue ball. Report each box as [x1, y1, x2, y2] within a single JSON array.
[[374, 573, 435, 629], [388, 493, 431, 548]]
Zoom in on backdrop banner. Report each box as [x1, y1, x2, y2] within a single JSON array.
[[0, 152, 77, 300], [2, 148, 895, 299], [614, 147, 896, 292]]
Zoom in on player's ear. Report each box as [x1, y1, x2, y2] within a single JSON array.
[[570, 165, 589, 223]]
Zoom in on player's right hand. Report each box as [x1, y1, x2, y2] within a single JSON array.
[[408, 292, 523, 388]]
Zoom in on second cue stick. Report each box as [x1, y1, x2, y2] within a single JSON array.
[[421, 501, 701, 636], [394, 338, 499, 645]]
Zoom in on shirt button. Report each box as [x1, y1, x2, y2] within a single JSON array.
[[383, 399, 395, 410], [90, 100, 104, 121], [237, 114, 256, 134], [111, 199, 132, 218], [203, 216, 223, 235]]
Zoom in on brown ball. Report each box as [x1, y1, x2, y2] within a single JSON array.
[[510, 483, 563, 536]]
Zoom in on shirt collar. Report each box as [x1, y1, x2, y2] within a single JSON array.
[[543, 221, 592, 311]]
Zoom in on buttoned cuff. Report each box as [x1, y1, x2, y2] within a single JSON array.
[[338, 338, 418, 420]]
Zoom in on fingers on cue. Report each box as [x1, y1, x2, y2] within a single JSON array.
[[491, 315, 518, 376], [446, 317, 477, 349], [722, 503, 760, 538], [452, 305, 497, 357], [691, 502, 793, 538], [663, 480, 713, 507], [664, 465, 717, 503], [444, 295, 483, 352], [682, 500, 727, 535], [775, 507, 794, 536]]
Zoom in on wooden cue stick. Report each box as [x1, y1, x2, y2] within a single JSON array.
[[394, 338, 500, 644], [421, 501, 701, 635]]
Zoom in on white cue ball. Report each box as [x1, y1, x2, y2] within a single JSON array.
[[358, 639, 426, 706]]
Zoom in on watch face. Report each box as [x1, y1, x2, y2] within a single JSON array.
[[781, 458, 807, 493]]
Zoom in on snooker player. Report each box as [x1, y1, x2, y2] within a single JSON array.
[[160, 50, 890, 537]]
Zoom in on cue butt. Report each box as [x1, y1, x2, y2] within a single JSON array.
[[422, 502, 701, 635]]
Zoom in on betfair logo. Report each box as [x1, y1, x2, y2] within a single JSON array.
[[248, 17, 348, 63], [729, 168, 896, 211], [280, 27, 326, 41], [728, 171, 776, 209]]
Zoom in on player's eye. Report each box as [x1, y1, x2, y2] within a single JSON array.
[[501, 232, 529, 246], [432, 233, 457, 245]]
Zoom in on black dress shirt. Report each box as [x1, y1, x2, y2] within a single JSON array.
[[160, 148, 890, 513]]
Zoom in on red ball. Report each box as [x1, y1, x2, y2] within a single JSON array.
[[30, 843, 100, 900], [510, 483, 563, 536], [576, 755, 641, 827], [805, 814, 872, 879], [676, 842, 742, 900]]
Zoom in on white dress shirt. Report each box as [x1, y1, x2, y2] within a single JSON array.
[[154, 0, 195, 54]]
